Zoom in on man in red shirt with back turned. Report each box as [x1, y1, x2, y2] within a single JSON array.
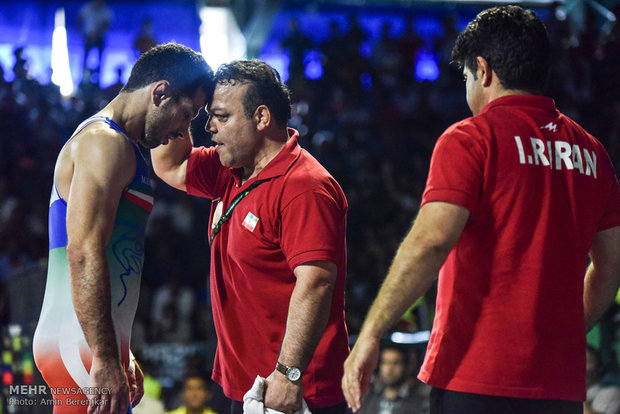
[[152, 59, 349, 414], [343, 5, 620, 414]]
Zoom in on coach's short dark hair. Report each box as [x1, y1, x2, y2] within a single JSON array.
[[213, 59, 291, 127], [121, 43, 213, 99], [451, 5, 550, 94]]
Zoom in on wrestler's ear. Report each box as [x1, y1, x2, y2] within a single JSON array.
[[152, 81, 172, 106]]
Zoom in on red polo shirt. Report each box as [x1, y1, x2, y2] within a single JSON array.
[[185, 129, 349, 407], [418, 95, 620, 400]]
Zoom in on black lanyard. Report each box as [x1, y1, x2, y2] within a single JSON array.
[[210, 179, 268, 245]]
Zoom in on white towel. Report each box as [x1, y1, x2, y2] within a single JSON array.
[[242, 375, 312, 414]]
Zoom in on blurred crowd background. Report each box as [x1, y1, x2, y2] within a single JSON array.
[[1, 0, 619, 412]]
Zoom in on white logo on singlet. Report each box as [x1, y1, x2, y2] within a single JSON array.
[[141, 176, 155, 188]]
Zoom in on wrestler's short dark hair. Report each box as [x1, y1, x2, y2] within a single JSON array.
[[451, 5, 550, 94], [213, 59, 291, 127], [121, 42, 213, 99]]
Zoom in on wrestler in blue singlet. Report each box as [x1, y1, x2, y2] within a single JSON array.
[[33, 117, 153, 414]]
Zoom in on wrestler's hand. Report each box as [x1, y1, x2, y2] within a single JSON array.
[[88, 356, 130, 414], [341, 335, 380, 412], [127, 358, 144, 407], [264, 370, 303, 414]]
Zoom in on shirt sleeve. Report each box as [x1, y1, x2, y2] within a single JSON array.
[[592, 139, 620, 231], [185, 146, 223, 199], [280, 182, 346, 270], [598, 174, 620, 231], [421, 124, 486, 213]]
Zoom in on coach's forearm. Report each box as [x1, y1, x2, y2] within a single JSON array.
[[584, 227, 620, 332], [151, 135, 193, 191], [358, 231, 446, 342], [358, 202, 469, 342], [278, 262, 336, 370]]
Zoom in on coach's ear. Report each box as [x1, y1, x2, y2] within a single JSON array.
[[152, 81, 172, 106], [254, 105, 271, 131], [475, 56, 493, 87]]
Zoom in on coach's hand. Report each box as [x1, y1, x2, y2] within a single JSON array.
[[88, 356, 130, 414], [264, 370, 303, 414], [342, 335, 380, 412]]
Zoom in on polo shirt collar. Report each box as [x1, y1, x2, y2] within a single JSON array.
[[231, 127, 301, 186], [479, 94, 559, 117]]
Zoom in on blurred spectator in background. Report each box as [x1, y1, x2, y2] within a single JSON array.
[[434, 14, 459, 68], [358, 343, 430, 414], [166, 376, 219, 414], [397, 15, 424, 83], [103, 65, 126, 102], [598, 302, 620, 385], [134, 17, 158, 57], [280, 18, 313, 88], [320, 20, 345, 86], [133, 358, 167, 414], [371, 22, 402, 91], [77, 0, 113, 82], [12, 47, 29, 80], [340, 14, 369, 91], [11, 46, 40, 102], [585, 345, 620, 414], [151, 273, 197, 343]]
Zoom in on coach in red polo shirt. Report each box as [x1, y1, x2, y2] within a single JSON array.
[[152, 59, 349, 414], [343, 6, 620, 414]]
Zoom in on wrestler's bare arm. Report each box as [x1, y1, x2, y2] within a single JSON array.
[[65, 130, 135, 414]]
